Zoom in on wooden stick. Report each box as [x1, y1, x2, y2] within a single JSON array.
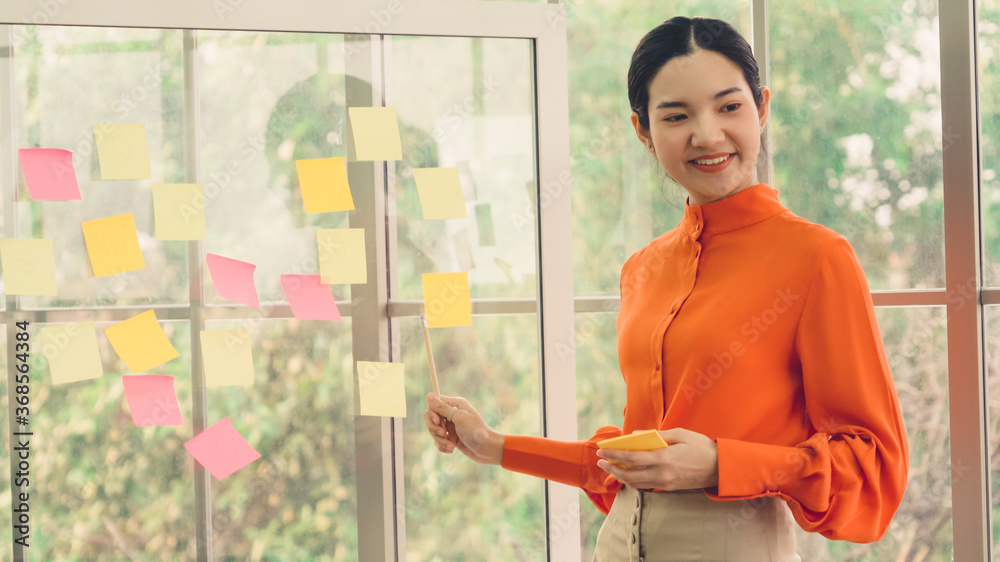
[[421, 315, 441, 396]]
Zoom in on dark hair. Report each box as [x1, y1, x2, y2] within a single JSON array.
[[628, 17, 764, 130]]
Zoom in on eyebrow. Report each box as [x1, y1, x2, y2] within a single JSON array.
[[654, 87, 744, 110]]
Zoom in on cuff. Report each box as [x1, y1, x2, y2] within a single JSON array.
[[501, 434, 587, 488], [716, 438, 799, 498]]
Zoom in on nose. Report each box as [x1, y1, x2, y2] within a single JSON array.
[[690, 115, 726, 147]]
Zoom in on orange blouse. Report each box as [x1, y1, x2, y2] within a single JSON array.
[[501, 184, 908, 542]]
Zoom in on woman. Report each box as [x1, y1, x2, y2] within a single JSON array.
[[424, 16, 908, 561]]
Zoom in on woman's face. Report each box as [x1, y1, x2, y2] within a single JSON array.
[[633, 49, 770, 205]]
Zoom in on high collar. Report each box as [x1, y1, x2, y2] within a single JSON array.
[[678, 184, 788, 240]]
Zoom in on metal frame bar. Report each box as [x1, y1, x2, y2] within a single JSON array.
[[751, 0, 772, 187], [940, 1, 990, 559]]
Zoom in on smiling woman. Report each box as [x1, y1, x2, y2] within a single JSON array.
[[425, 15, 909, 562]]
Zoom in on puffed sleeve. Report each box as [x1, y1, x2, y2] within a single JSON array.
[[502, 425, 625, 514], [707, 236, 909, 542]]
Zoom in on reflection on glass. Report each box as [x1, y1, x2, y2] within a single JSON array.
[[32, 321, 195, 559], [770, 1, 944, 290], [205, 318, 358, 560], [392, 36, 538, 300], [400, 315, 544, 560], [796, 307, 951, 560], [980, 0, 1000, 286], [11, 26, 188, 308]]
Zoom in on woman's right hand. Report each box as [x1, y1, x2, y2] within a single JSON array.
[[424, 393, 505, 465]]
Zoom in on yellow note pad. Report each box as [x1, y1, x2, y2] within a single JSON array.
[[597, 430, 668, 468], [81, 213, 147, 278], [94, 123, 152, 180], [105, 310, 180, 373], [356, 361, 406, 417], [0, 238, 58, 296], [317, 228, 367, 284], [348, 107, 403, 161], [296, 157, 354, 213], [413, 168, 467, 220], [422, 272, 472, 328], [153, 184, 206, 240], [200, 329, 254, 387], [41, 322, 104, 385]]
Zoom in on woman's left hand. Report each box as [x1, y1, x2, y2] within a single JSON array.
[[595, 428, 719, 491]]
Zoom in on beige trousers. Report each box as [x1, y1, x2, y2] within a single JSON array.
[[592, 486, 801, 562]]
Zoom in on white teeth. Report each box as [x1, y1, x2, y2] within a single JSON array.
[[694, 155, 729, 165]]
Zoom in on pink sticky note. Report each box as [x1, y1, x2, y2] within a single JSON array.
[[206, 253, 261, 309], [122, 375, 183, 427], [183, 417, 261, 480], [18, 148, 82, 201], [280, 274, 342, 321]]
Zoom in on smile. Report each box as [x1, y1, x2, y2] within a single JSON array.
[[691, 154, 733, 165]]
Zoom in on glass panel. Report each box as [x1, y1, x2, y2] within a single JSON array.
[[986, 306, 1000, 554], [197, 31, 356, 307], [568, 1, 751, 297], [770, 1, 944, 290], [11, 26, 188, 308], [980, 0, 1000, 286], [392, 36, 538, 300], [33, 320, 194, 558], [206, 319, 358, 560], [796, 307, 951, 559], [400, 315, 544, 560], [574, 311, 625, 557]]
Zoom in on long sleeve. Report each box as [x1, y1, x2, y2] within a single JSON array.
[[501, 425, 625, 514], [707, 237, 909, 542]]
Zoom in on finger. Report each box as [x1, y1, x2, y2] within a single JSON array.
[[658, 428, 690, 444], [596, 449, 645, 467], [428, 392, 460, 418]]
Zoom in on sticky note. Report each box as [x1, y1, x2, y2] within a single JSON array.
[[81, 213, 146, 277], [184, 417, 261, 480], [40, 322, 103, 385], [413, 168, 467, 220], [200, 330, 254, 387], [152, 184, 206, 240], [18, 148, 82, 201], [0, 238, 58, 296], [206, 254, 260, 309], [422, 272, 472, 328], [356, 361, 406, 417], [93, 123, 152, 180], [105, 310, 180, 373], [122, 375, 183, 426], [317, 228, 367, 284], [348, 107, 402, 161], [281, 274, 342, 321], [596, 430, 669, 468], [296, 157, 354, 213]]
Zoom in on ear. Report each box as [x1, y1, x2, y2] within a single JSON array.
[[630, 111, 653, 150], [757, 86, 771, 129]]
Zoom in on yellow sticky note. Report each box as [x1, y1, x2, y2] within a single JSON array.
[[296, 157, 354, 213], [0, 238, 57, 296], [422, 272, 472, 328], [81, 213, 146, 277], [348, 107, 402, 161], [94, 123, 152, 180], [200, 330, 254, 387], [413, 168, 467, 220], [153, 184, 206, 240], [41, 322, 103, 384], [356, 361, 406, 417], [317, 228, 367, 284], [105, 310, 180, 373]]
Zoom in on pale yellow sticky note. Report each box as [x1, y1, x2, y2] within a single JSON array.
[[81, 213, 146, 277], [356, 361, 406, 417], [94, 124, 152, 180], [296, 157, 354, 213], [317, 228, 367, 285], [0, 238, 57, 296], [153, 184, 206, 240], [200, 330, 254, 387], [422, 272, 472, 328], [105, 310, 180, 373], [41, 322, 103, 384], [413, 168, 467, 220], [348, 107, 402, 161]]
